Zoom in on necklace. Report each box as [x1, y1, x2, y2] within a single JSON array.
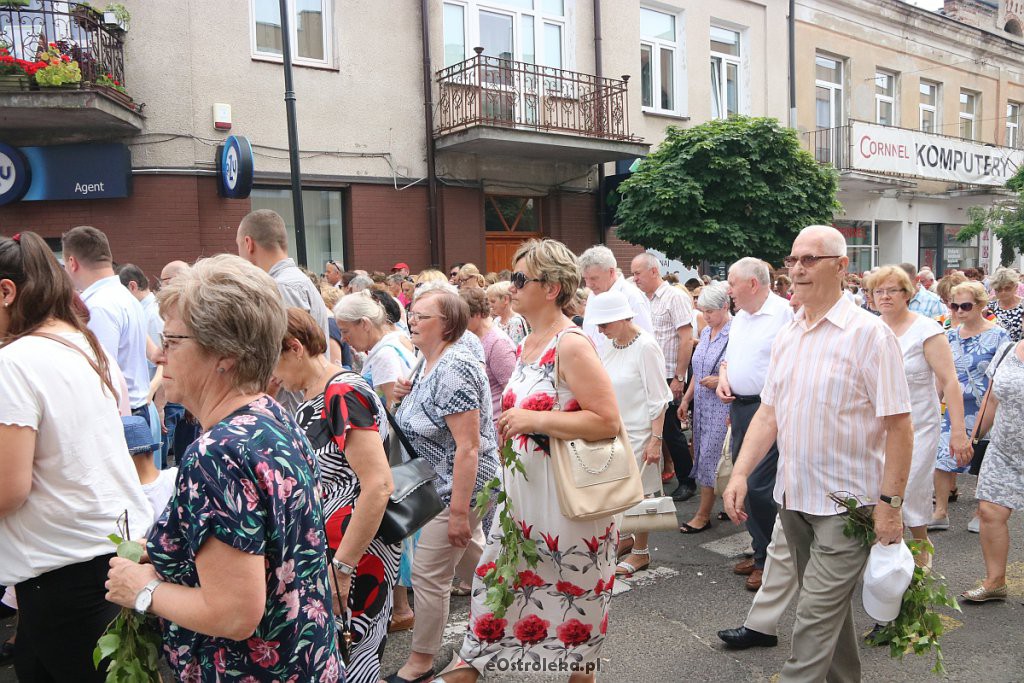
[[522, 319, 561, 361], [612, 331, 641, 349]]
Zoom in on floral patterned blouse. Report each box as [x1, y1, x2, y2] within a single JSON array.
[[147, 396, 341, 682]]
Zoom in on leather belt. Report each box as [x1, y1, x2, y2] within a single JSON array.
[[732, 394, 762, 406]]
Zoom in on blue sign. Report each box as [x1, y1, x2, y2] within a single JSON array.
[[0, 143, 32, 206], [217, 135, 254, 199], [14, 143, 131, 202]]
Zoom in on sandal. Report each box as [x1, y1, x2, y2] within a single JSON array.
[[450, 583, 471, 597], [679, 521, 712, 534], [961, 584, 1007, 603], [717, 511, 730, 521], [615, 558, 650, 576], [949, 488, 959, 503], [388, 613, 415, 633]]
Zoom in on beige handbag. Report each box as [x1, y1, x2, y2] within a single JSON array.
[[714, 426, 733, 497], [548, 331, 645, 521], [620, 464, 678, 534]]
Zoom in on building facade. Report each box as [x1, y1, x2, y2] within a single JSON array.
[[0, 0, 786, 279]]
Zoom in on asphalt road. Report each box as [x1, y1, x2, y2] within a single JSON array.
[[3, 475, 1022, 682]]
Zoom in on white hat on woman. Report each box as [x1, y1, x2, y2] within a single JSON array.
[[583, 291, 634, 327]]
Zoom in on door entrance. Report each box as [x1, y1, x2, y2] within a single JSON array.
[[484, 195, 544, 272]]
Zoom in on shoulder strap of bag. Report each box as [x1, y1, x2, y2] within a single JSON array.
[[551, 327, 588, 399], [972, 342, 1015, 442], [32, 331, 118, 400], [382, 360, 424, 460]]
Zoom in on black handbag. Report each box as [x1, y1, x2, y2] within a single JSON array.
[[378, 405, 445, 545], [968, 343, 1014, 476]]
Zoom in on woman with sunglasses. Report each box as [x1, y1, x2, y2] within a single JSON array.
[[931, 281, 1011, 531], [988, 267, 1023, 343]]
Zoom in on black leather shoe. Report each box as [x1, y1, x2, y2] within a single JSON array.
[[672, 484, 696, 502], [717, 626, 778, 649]]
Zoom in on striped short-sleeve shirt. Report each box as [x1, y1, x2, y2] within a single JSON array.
[[761, 295, 911, 516]]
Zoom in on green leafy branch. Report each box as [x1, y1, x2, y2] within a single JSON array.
[[473, 439, 540, 619], [94, 513, 163, 682], [828, 493, 961, 676]]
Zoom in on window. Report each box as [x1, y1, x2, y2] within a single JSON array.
[[874, 70, 896, 126], [250, 188, 344, 270], [710, 26, 741, 118], [252, 0, 331, 66], [919, 80, 939, 133], [442, 1, 566, 67], [640, 7, 683, 114], [814, 54, 844, 163], [1008, 102, 1021, 148], [485, 195, 542, 232], [960, 90, 978, 140], [919, 223, 979, 275]]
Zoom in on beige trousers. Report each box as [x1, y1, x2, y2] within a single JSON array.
[[778, 508, 869, 683], [744, 515, 798, 636], [410, 506, 486, 656]]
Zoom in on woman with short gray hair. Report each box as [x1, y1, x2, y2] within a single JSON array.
[[988, 268, 1023, 343], [105, 254, 342, 681], [678, 283, 732, 535]]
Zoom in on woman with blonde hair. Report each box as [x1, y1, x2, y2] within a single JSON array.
[[456, 264, 485, 290], [486, 280, 528, 345]]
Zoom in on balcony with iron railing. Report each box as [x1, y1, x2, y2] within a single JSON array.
[[434, 49, 648, 165], [0, 0, 143, 145]]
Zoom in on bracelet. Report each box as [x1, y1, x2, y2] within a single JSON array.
[[651, 434, 663, 441]]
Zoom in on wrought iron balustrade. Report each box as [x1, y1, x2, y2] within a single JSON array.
[[1, 0, 125, 84], [436, 51, 638, 142], [804, 125, 851, 169]]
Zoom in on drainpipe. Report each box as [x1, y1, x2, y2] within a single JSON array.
[[788, 0, 796, 128], [421, 0, 442, 266], [594, 0, 606, 244]]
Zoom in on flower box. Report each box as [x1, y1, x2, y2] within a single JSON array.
[[102, 11, 127, 32], [0, 74, 29, 92], [94, 83, 133, 107]]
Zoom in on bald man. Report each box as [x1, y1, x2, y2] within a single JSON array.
[[160, 260, 189, 285]]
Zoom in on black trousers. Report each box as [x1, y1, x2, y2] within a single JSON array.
[[15, 554, 118, 683], [664, 378, 695, 489], [730, 399, 779, 570]]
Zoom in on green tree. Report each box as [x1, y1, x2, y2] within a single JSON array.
[[613, 116, 839, 266], [956, 167, 1024, 266]]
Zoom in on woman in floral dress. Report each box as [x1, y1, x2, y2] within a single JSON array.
[[105, 256, 341, 682], [275, 308, 398, 683], [442, 239, 622, 683]]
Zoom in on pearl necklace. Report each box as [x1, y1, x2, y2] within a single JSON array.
[[612, 332, 641, 350]]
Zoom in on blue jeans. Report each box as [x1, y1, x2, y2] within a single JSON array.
[[162, 403, 185, 468]]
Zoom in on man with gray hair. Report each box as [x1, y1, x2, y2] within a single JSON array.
[[579, 245, 653, 354], [716, 256, 793, 593], [900, 262, 943, 319], [630, 251, 697, 500]]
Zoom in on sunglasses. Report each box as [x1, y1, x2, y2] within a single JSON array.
[[949, 302, 975, 312], [782, 254, 843, 268], [510, 271, 545, 289]]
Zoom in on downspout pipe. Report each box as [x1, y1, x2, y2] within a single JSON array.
[[594, 0, 606, 244], [421, 0, 442, 266], [789, 0, 797, 128]]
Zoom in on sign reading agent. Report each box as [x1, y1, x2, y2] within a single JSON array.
[[850, 121, 1024, 187]]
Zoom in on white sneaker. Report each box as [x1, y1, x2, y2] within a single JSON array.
[[927, 516, 950, 531], [968, 517, 980, 533]]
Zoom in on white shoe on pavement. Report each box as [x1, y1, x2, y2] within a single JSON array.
[[968, 517, 980, 533], [927, 516, 950, 531]]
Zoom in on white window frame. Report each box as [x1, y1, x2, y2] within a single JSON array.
[[640, 5, 686, 116], [919, 79, 939, 133], [709, 23, 745, 119], [1007, 101, 1021, 148], [960, 90, 978, 140], [874, 70, 897, 126], [815, 53, 844, 129], [250, 0, 333, 68], [442, 0, 572, 69]]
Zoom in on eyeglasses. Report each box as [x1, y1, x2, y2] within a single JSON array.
[[449, 271, 459, 278], [782, 254, 844, 269], [949, 302, 975, 312], [510, 271, 545, 289], [408, 312, 445, 322], [159, 333, 193, 351], [872, 287, 905, 298]]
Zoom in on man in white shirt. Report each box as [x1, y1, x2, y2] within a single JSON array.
[[62, 226, 156, 424], [717, 258, 793, 592], [579, 245, 653, 355], [630, 252, 697, 500]]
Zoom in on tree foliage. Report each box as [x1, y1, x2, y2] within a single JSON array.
[[613, 116, 840, 266], [956, 167, 1024, 266]]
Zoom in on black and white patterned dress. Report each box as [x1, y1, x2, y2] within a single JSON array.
[[294, 372, 400, 683], [991, 301, 1024, 343]]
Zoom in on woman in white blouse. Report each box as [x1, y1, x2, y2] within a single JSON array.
[[584, 291, 673, 576]]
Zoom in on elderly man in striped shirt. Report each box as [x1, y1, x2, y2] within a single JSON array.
[[724, 225, 913, 683]]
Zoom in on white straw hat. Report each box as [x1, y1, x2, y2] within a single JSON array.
[[862, 541, 914, 622], [583, 291, 635, 326]]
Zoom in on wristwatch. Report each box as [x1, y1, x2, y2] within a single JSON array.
[[879, 494, 903, 509], [332, 557, 356, 576], [674, 374, 686, 382], [134, 578, 162, 614]]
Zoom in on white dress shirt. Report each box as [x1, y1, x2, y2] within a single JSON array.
[[583, 275, 654, 355], [139, 291, 165, 377], [723, 292, 793, 397], [81, 275, 151, 409]]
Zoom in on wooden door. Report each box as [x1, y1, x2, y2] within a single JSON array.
[[486, 233, 542, 272], [484, 195, 544, 272]]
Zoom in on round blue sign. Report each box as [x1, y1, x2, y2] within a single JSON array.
[[217, 135, 254, 199], [0, 143, 31, 206]]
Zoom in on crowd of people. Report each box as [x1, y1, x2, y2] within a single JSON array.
[[0, 212, 1022, 682]]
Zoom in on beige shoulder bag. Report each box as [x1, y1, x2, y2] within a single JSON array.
[[547, 329, 644, 521]]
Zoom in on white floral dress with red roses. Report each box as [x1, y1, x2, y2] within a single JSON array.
[[458, 328, 617, 673]]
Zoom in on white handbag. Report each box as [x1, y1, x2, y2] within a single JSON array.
[[620, 464, 678, 534]]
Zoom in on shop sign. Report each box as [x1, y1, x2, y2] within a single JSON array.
[[0, 143, 31, 206], [217, 135, 254, 199], [2, 143, 131, 203], [850, 121, 1024, 187]]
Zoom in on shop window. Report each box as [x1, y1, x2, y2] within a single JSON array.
[[252, 0, 332, 66], [640, 6, 684, 114], [918, 223, 979, 276], [250, 188, 344, 272], [919, 80, 939, 133], [874, 70, 897, 126], [710, 25, 743, 119], [485, 195, 542, 232], [959, 90, 978, 140]]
